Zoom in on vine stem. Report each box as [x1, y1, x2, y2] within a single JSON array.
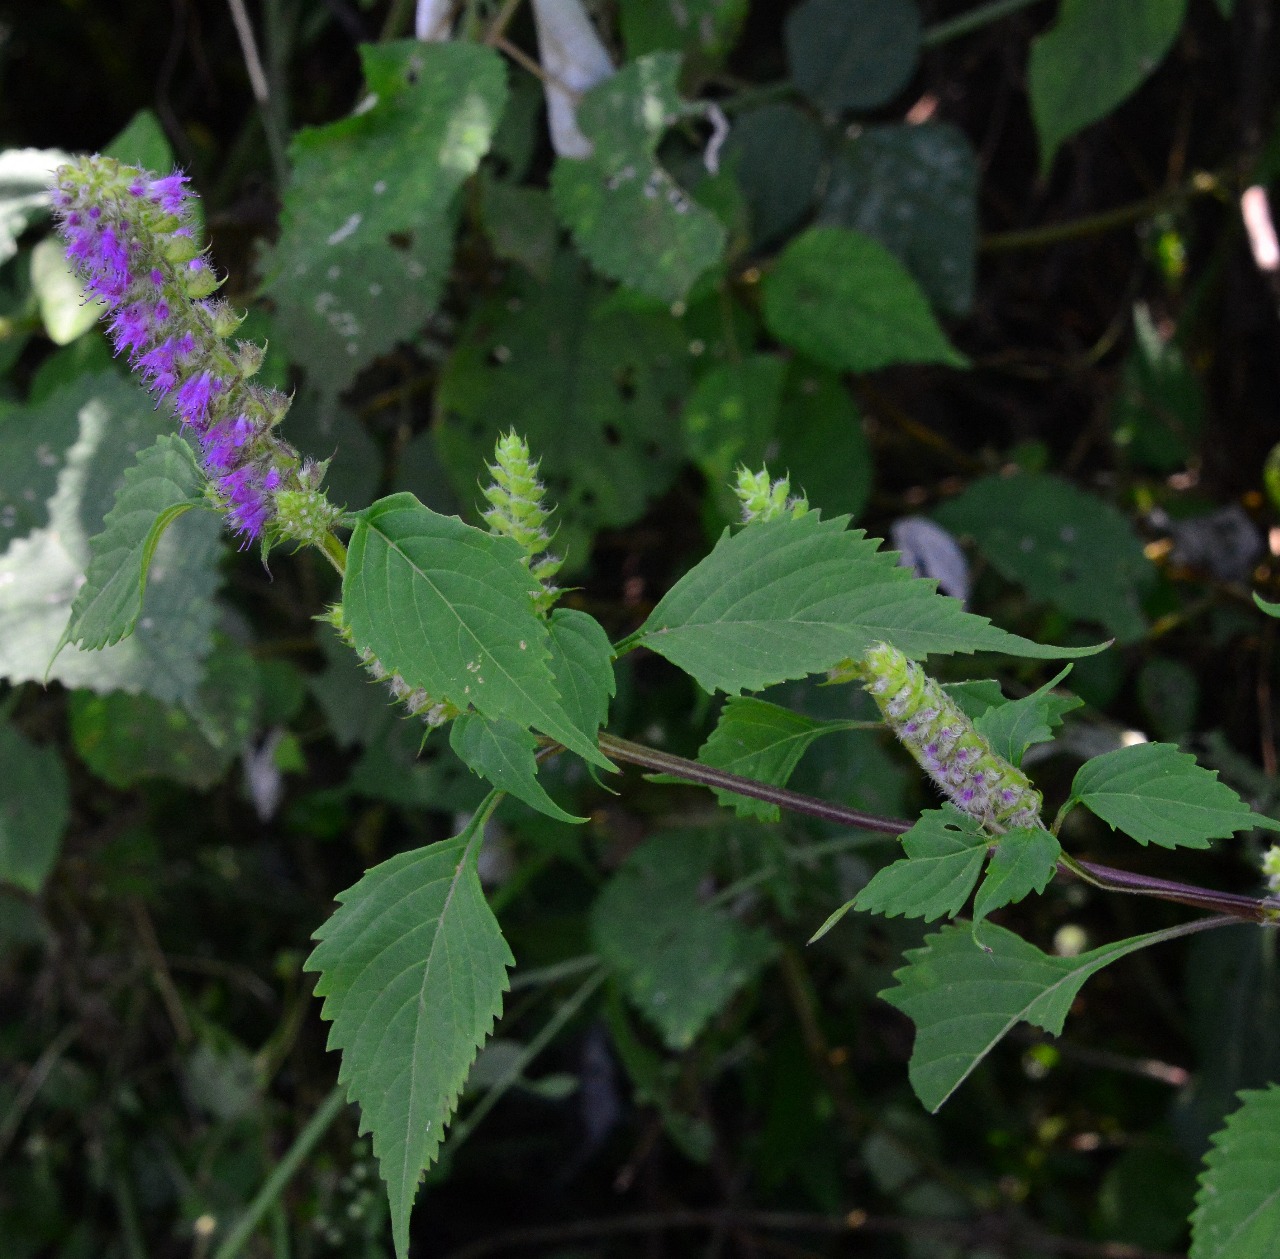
[[593, 733, 1280, 926], [921, 0, 1047, 47]]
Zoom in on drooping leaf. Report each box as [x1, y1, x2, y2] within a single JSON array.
[[62, 434, 206, 651], [1190, 1085, 1280, 1259], [591, 831, 775, 1050], [762, 227, 966, 374], [264, 41, 507, 396], [550, 53, 726, 302], [698, 697, 850, 821], [0, 374, 222, 705], [1029, 0, 1188, 172], [307, 808, 514, 1259], [881, 920, 1179, 1111], [546, 608, 616, 745], [342, 492, 610, 770], [436, 257, 690, 550], [785, 0, 921, 113], [853, 807, 989, 923], [449, 713, 583, 823], [820, 122, 978, 316], [934, 472, 1155, 642], [623, 513, 1105, 696], [972, 829, 1061, 926], [973, 666, 1081, 767], [1066, 742, 1280, 850], [0, 724, 70, 894]]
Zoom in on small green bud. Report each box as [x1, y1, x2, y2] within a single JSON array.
[[274, 489, 342, 548], [1263, 845, 1280, 895], [482, 430, 563, 614], [734, 466, 809, 524]]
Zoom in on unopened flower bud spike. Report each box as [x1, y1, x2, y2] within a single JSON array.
[[734, 466, 809, 524], [481, 431, 563, 615]]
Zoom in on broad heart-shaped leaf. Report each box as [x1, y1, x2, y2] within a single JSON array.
[[698, 697, 851, 821], [881, 920, 1176, 1111], [1029, 0, 1187, 173], [935, 472, 1155, 642], [973, 665, 1080, 767], [264, 41, 506, 397], [62, 435, 205, 652], [1067, 742, 1280, 850], [306, 809, 514, 1259], [785, 0, 920, 113], [550, 53, 726, 303], [762, 227, 966, 374], [342, 493, 610, 771], [435, 256, 690, 554], [1191, 1085, 1280, 1259], [0, 723, 70, 894], [591, 831, 775, 1050], [623, 513, 1105, 696], [449, 713, 583, 823], [547, 609, 616, 744], [0, 373, 222, 705], [820, 122, 978, 318], [853, 807, 989, 923], [972, 829, 1061, 926]]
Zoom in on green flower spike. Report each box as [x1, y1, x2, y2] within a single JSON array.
[[734, 467, 809, 524], [481, 431, 563, 615]]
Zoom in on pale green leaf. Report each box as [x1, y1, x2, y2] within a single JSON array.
[[618, 0, 748, 62], [63, 435, 206, 651], [550, 53, 726, 303], [1255, 593, 1280, 619], [31, 238, 103, 345], [1029, 0, 1188, 172], [973, 665, 1080, 766], [104, 109, 176, 173], [698, 697, 851, 821], [0, 374, 222, 704], [972, 828, 1061, 926], [0, 724, 69, 894], [1067, 742, 1280, 850], [853, 807, 989, 922], [935, 472, 1154, 642], [265, 42, 506, 396], [547, 608, 616, 745], [881, 920, 1176, 1111], [0, 147, 68, 267], [1191, 1085, 1280, 1259], [762, 227, 966, 373], [625, 512, 1105, 696], [307, 809, 514, 1259], [342, 493, 610, 770], [591, 831, 775, 1050], [449, 713, 583, 823]]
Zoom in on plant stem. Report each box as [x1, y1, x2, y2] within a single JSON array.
[[921, 0, 1047, 48], [318, 529, 347, 577], [380, 0, 416, 40], [212, 1083, 349, 1259]]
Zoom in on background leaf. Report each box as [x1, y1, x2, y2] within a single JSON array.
[[0, 723, 69, 894], [307, 811, 514, 1259], [723, 104, 825, 246]]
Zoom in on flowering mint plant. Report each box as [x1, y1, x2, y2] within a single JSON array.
[[50, 156, 1280, 1259]]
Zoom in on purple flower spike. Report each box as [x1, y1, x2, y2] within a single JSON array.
[[107, 305, 150, 356], [175, 371, 221, 430], [148, 171, 190, 215]]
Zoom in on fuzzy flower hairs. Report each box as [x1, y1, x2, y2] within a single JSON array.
[[51, 155, 332, 546]]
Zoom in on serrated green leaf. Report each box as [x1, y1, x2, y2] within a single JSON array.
[[436, 257, 690, 552], [550, 53, 726, 303], [972, 828, 1061, 926], [450, 713, 583, 823], [0, 724, 69, 894], [306, 807, 514, 1259], [881, 920, 1176, 1111], [762, 227, 966, 374], [1029, 0, 1188, 172], [1067, 741, 1279, 849], [591, 831, 775, 1050], [935, 472, 1154, 642], [62, 435, 205, 652], [974, 666, 1081, 766], [547, 608, 616, 745], [853, 807, 989, 922], [0, 374, 222, 704], [1191, 1084, 1280, 1258], [820, 122, 977, 316], [342, 493, 610, 770], [698, 697, 850, 821], [944, 679, 1007, 719], [785, 0, 921, 113], [265, 42, 506, 396], [626, 513, 1104, 696]]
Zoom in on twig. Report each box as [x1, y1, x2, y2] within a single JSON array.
[[0, 1020, 81, 1161], [131, 896, 194, 1045], [483, 0, 525, 45], [922, 0, 1047, 47], [225, 0, 289, 186]]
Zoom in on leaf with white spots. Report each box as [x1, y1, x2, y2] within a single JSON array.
[[265, 41, 507, 396]]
